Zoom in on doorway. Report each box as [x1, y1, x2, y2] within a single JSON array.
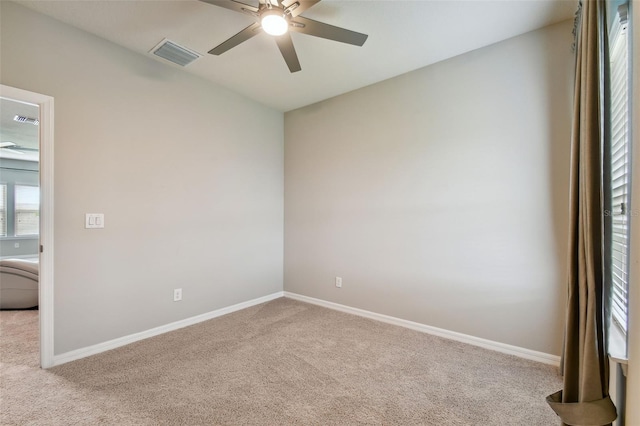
[[0, 85, 54, 368]]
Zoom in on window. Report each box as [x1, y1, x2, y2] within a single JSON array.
[[0, 166, 39, 239], [0, 184, 6, 237], [14, 185, 39, 236], [608, 4, 630, 334]]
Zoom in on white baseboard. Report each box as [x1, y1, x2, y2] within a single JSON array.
[[52, 290, 560, 368], [52, 291, 284, 367], [283, 291, 561, 366]]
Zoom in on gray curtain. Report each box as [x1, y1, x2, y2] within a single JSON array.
[[545, 0, 617, 425]]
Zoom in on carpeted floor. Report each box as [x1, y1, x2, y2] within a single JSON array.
[[1, 298, 562, 425]]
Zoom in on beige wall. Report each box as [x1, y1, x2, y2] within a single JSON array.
[[284, 20, 574, 355], [625, 1, 639, 423], [0, 2, 284, 354]]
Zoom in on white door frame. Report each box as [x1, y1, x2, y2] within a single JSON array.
[[1, 84, 54, 368]]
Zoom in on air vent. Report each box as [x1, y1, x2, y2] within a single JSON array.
[[150, 39, 201, 67], [14, 115, 39, 126]]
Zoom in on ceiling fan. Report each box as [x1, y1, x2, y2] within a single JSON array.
[[200, 0, 368, 73]]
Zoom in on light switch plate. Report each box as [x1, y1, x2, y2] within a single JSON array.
[[85, 213, 105, 229]]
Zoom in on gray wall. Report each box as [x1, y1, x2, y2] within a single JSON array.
[[0, 1, 577, 360], [284, 20, 574, 355], [1, 2, 284, 354], [0, 159, 39, 258]]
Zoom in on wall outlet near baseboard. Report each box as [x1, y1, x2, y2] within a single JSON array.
[[173, 288, 182, 302], [335, 277, 342, 288]]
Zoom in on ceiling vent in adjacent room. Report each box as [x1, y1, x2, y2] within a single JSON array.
[[150, 39, 201, 67], [14, 115, 39, 126]]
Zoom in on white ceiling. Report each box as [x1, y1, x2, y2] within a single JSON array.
[[17, 0, 577, 112]]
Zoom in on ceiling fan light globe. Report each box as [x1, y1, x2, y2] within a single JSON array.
[[261, 14, 288, 36]]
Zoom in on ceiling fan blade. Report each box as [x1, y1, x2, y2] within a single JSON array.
[[281, 0, 320, 18], [274, 33, 301, 73], [199, 0, 259, 16], [208, 22, 262, 55], [290, 17, 368, 46]]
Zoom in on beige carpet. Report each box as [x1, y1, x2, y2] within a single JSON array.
[[1, 298, 562, 425]]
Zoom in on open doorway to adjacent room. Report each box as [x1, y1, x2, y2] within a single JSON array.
[[0, 98, 41, 366], [0, 85, 54, 368]]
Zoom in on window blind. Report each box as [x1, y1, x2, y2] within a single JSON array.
[[609, 6, 630, 333], [14, 185, 39, 236]]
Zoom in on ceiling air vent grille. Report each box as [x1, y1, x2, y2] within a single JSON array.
[[151, 39, 200, 67], [14, 115, 39, 126]]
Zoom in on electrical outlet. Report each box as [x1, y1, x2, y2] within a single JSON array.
[[173, 288, 182, 302], [335, 277, 342, 288]]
